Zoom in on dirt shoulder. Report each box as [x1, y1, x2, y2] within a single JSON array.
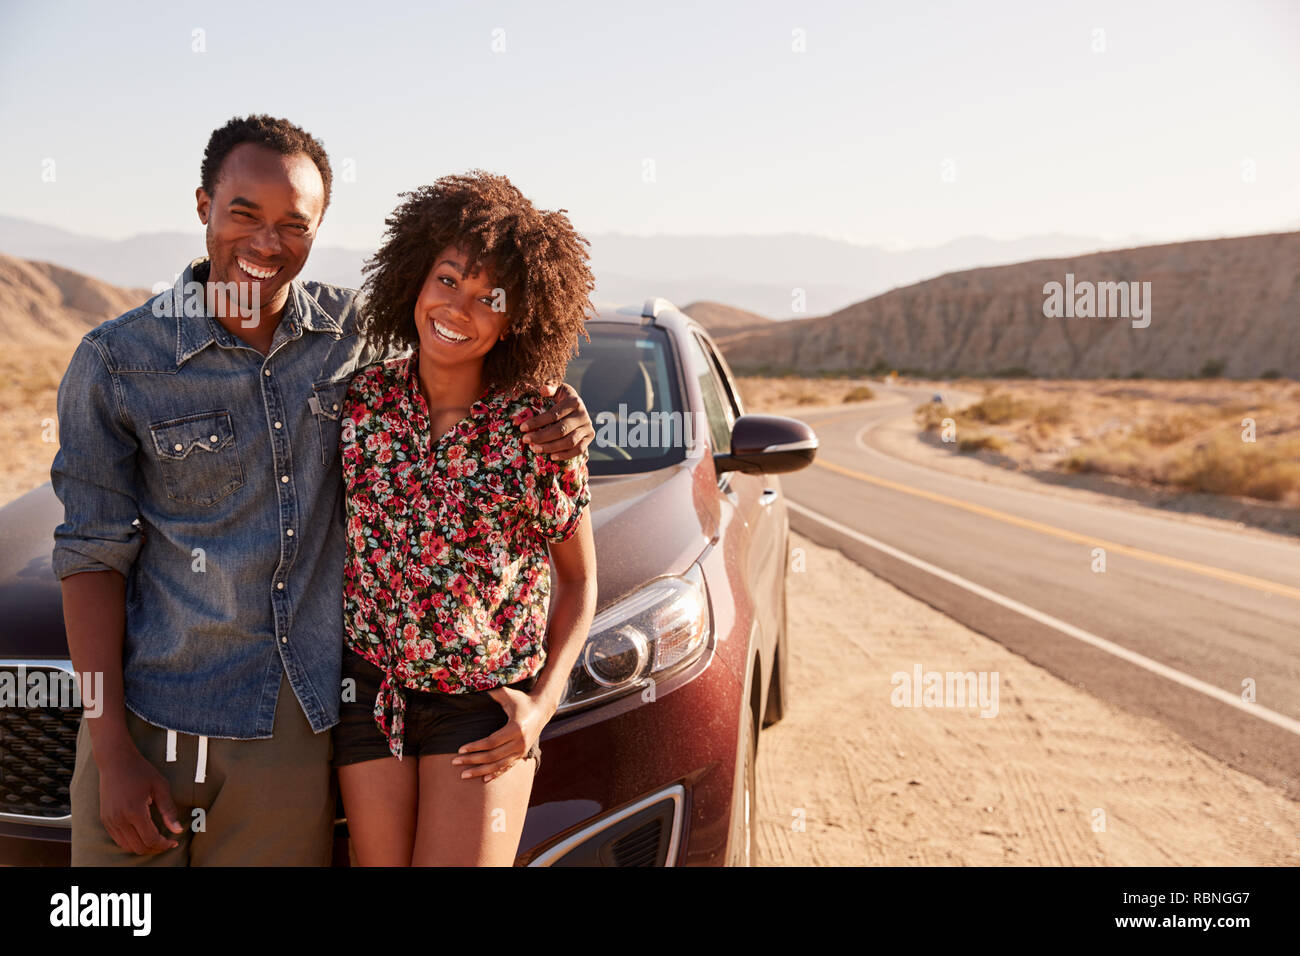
[[754, 530, 1300, 865]]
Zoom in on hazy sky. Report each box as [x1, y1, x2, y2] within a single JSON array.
[[1, 0, 1296, 251]]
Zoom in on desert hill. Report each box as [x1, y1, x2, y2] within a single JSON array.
[[681, 301, 774, 334], [717, 232, 1300, 379], [0, 253, 151, 348]]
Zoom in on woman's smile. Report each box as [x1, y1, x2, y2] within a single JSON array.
[[431, 317, 471, 344]]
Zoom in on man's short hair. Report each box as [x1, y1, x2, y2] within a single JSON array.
[[200, 114, 333, 217]]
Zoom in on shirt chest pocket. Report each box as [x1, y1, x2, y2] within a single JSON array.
[[149, 410, 244, 507], [310, 378, 351, 466]]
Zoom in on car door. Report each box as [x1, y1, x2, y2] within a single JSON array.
[[685, 329, 783, 688]]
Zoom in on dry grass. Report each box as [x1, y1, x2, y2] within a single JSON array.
[[957, 433, 1005, 453], [916, 378, 1300, 504], [735, 375, 879, 412], [0, 344, 77, 507]]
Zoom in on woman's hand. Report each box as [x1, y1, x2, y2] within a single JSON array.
[[522, 382, 595, 460], [452, 685, 555, 783]]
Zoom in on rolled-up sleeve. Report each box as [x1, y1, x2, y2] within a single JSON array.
[[50, 337, 142, 579], [529, 448, 590, 544]]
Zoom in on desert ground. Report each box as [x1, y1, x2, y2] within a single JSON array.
[[757, 530, 1300, 865], [0, 344, 74, 508]]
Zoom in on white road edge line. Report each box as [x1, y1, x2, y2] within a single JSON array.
[[787, 499, 1300, 737]]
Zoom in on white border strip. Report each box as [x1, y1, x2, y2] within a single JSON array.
[[788, 499, 1300, 736]]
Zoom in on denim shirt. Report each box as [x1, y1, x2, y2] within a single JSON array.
[[50, 257, 407, 738]]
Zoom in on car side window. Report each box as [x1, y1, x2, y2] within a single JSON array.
[[695, 333, 745, 420], [686, 333, 733, 455]]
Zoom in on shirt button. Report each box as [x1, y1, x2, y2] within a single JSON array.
[[332, 404, 339, 411], [281, 636, 288, 644], [210, 435, 218, 443], [264, 368, 271, 377], [281, 475, 289, 483], [276, 582, 285, 590], [286, 528, 294, 536], [173, 443, 183, 451], [274, 421, 282, 429]]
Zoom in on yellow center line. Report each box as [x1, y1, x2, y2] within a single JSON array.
[[796, 405, 903, 428], [810, 456, 1300, 602]]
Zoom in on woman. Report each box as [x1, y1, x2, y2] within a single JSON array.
[[332, 170, 599, 866]]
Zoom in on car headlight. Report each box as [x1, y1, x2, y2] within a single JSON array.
[[558, 563, 710, 712]]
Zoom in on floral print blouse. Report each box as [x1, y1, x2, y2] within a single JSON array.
[[340, 351, 590, 759]]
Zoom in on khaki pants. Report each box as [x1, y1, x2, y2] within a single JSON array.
[[70, 671, 335, 866]]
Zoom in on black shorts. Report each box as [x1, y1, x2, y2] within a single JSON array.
[[332, 651, 542, 775]]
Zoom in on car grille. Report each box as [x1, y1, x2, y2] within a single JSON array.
[[0, 665, 79, 821], [609, 818, 665, 866], [535, 786, 684, 866]]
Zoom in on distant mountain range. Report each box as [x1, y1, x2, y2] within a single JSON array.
[[715, 232, 1300, 379], [0, 214, 1145, 319], [6, 229, 1293, 380], [0, 251, 767, 347]]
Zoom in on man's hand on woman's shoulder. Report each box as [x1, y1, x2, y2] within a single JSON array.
[[521, 382, 594, 460]]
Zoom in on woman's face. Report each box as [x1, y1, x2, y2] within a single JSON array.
[[412, 243, 510, 367]]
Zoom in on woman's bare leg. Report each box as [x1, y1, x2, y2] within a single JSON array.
[[411, 753, 536, 866], [338, 756, 419, 866]]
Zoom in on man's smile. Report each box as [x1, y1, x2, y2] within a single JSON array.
[[236, 256, 282, 281]]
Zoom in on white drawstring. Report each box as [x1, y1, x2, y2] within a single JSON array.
[[164, 728, 208, 783]]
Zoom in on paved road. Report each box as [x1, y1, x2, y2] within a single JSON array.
[[781, 386, 1300, 797]]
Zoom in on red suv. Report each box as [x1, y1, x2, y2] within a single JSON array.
[[0, 297, 817, 866]]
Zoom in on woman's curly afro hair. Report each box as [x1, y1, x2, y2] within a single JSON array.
[[359, 169, 595, 394]]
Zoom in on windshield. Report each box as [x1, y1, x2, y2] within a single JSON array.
[[564, 322, 688, 476]]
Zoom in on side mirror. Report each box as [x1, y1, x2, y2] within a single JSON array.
[[713, 414, 818, 475]]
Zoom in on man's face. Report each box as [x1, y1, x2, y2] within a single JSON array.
[[412, 244, 511, 368], [195, 142, 325, 315]]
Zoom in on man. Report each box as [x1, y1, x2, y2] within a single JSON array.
[[51, 115, 595, 865]]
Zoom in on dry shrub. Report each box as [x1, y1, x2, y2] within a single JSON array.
[[964, 392, 1028, 425], [958, 433, 1005, 453], [1062, 449, 1094, 473], [1242, 463, 1300, 501], [1059, 437, 1159, 482], [1168, 435, 1300, 501], [1134, 413, 1201, 446], [915, 403, 951, 431], [1031, 402, 1070, 425]]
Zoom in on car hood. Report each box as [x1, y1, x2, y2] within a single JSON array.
[[0, 483, 69, 658], [587, 458, 720, 610], [0, 462, 723, 657]]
